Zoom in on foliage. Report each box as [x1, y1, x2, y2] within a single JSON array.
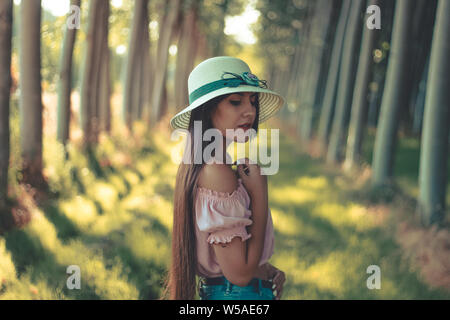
[[197, 0, 247, 55], [254, 0, 309, 70]]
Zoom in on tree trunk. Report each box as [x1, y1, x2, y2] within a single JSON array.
[[99, 43, 111, 134], [123, 0, 148, 130], [299, 0, 333, 143], [292, 4, 315, 132], [175, 1, 198, 112], [57, 0, 80, 146], [401, 0, 437, 136], [212, 0, 229, 56], [326, 0, 364, 165], [314, 1, 342, 117], [80, 0, 99, 147], [317, 0, 351, 155], [98, 2, 111, 134], [418, 0, 450, 227], [139, 5, 151, 122], [151, 0, 180, 127], [0, 0, 13, 209], [343, 0, 380, 171], [19, 0, 46, 188], [371, 0, 415, 188], [285, 32, 302, 113], [80, 0, 108, 148], [90, 0, 108, 143], [412, 53, 430, 136]]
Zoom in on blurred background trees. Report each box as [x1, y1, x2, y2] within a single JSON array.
[[0, 0, 448, 230]]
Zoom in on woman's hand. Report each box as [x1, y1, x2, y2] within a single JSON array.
[[236, 158, 267, 199], [258, 263, 286, 300], [271, 266, 286, 300]]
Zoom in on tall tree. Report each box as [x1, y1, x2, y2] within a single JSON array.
[[57, 0, 81, 146], [91, 0, 109, 141], [138, 5, 152, 123], [298, 0, 333, 143], [371, 0, 415, 188], [19, 0, 46, 188], [326, 0, 364, 164], [343, 0, 380, 171], [174, 0, 199, 112], [80, 0, 109, 148], [418, 0, 450, 227], [123, 0, 150, 131], [151, 0, 181, 127], [317, 0, 351, 155], [401, 0, 437, 136], [98, 1, 111, 134], [0, 0, 13, 210]]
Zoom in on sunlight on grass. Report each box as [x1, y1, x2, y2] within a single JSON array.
[[122, 169, 140, 186], [124, 224, 170, 266], [13, 209, 140, 299], [135, 159, 156, 177], [89, 210, 134, 236], [107, 175, 128, 196], [271, 207, 302, 236], [91, 182, 119, 211], [146, 197, 173, 231], [27, 208, 60, 252], [271, 207, 323, 240], [0, 238, 17, 284], [300, 252, 350, 295], [59, 196, 98, 229], [269, 175, 329, 206], [313, 202, 376, 231], [43, 137, 76, 196], [271, 185, 319, 205], [295, 176, 328, 190]]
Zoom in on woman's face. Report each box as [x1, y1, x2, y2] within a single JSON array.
[[211, 92, 258, 143]]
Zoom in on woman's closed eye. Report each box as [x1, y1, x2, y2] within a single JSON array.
[[230, 100, 241, 106]]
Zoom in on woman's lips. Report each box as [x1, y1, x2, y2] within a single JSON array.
[[237, 124, 251, 131]]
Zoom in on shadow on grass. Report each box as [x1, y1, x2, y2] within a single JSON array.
[[42, 203, 81, 242], [3, 229, 102, 299], [76, 211, 170, 299]]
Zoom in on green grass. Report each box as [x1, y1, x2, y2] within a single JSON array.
[[268, 132, 449, 299], [0, 121, 449, 299], [1, 123, 174, 299]]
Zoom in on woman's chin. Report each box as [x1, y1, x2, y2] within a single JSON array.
[[233, 135, 249, 143]]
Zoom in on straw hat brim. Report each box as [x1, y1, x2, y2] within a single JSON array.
[[170, 85, 285, 131]]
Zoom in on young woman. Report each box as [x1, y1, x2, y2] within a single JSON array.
[[162, 56, 286, 300]]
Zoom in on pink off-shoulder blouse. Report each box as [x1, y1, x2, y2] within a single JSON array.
[[194, 177, 274, 278]]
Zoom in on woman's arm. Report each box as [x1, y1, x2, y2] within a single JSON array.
[[212, 189, 268, 287], [201, 162, 268, 287]]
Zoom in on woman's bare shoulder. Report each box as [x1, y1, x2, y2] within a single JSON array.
[[198, 163, 238, 194]]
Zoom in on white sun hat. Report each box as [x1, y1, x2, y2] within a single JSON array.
[[169, 56, 286, 130]]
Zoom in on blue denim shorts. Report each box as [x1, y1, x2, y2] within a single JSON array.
[[198, 276, 275, 300]]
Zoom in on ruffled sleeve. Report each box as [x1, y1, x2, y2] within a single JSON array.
[[195, 180, 253, 245]]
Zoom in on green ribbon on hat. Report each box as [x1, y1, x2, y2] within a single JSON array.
[[188, 71, 267, 104]]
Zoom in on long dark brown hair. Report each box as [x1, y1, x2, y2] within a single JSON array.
[[161, 92, 260, 300]]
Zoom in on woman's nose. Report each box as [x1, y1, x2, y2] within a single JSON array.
[[242, 96, 256, 115]]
